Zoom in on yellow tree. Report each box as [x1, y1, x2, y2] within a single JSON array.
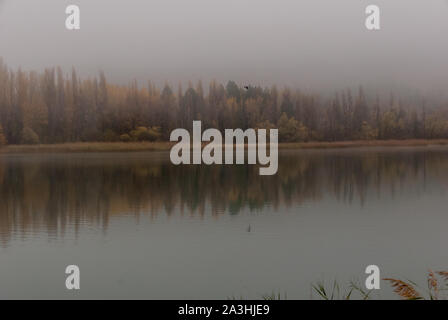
[[0, 124, 7, 146]]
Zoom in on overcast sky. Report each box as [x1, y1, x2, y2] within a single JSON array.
[[1, 0, 448, 93]]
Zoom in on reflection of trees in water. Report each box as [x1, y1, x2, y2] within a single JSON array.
[[0, 150, 448, 244]]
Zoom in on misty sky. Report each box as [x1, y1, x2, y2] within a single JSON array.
[[1, 0, 448, 93]]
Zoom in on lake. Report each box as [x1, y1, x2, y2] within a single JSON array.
[[1, 147, 447, 299]]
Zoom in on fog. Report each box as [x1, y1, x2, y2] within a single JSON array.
[[1, 0, 448, 93]]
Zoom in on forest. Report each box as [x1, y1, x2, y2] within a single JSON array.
[[1, 58, 448, 146]]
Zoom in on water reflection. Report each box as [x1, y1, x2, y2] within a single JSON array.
[[1, 147, 448, 245]]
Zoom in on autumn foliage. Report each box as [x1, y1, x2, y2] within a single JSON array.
[[1, 58, 448, 145]]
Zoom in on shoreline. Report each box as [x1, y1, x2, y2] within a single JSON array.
[[1, 139, 448, 154]]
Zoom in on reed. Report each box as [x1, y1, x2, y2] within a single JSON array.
[[311, 279, 372, 300], [382, 278, 422, 300], [311, 269, 448, 300], [383, 269, 448, 300]]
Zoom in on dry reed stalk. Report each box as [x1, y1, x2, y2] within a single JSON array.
[[383, 278, 421, 300], [428, 270, 439, 299], [437, 271, 448, 282]]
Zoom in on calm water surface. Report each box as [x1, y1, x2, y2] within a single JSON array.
[[1, 147, 448, 299]]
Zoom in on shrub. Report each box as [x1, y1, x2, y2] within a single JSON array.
[[136, 128, 153, 141], [130, 127, 145, 141], [0, 125, 7, 146], [277, 113, 309, 142], [21, 127, 40, 145], [130, 126, 162, 142], [120, 133, 131, 142], [145, 127, 162, 141]]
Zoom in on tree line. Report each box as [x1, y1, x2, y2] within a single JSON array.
[[1, 58, 448, 145]]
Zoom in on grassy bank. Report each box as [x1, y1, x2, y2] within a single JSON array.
[[0, 142, 175, 153], [1, 139, 448, 154], [279, 139, 448, 149]]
